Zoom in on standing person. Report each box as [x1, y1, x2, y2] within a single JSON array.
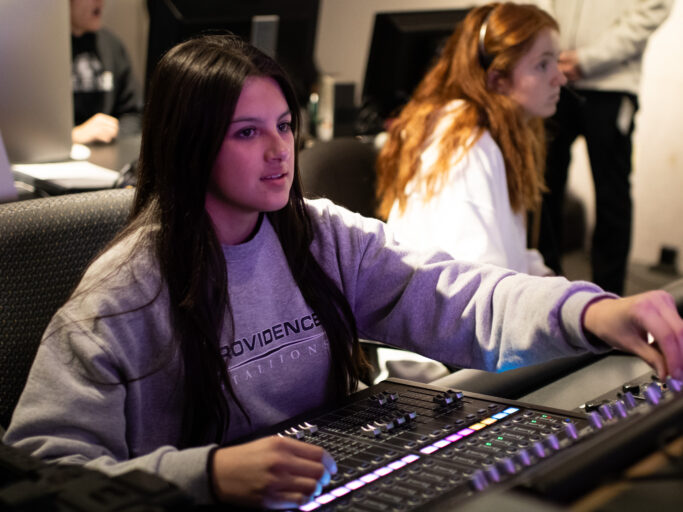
[[70, 0, 142, 144], [538, 0, 673, 294], [376, 2, 565, 276], [4, 34, 683, 509]]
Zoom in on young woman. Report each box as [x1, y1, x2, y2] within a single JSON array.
[[376, 2, 566, 275], [4, 34, 682, 510]]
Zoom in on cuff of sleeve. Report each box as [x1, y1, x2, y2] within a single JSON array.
[[206, 445, 221, 504], [561, 290, 618, 352]]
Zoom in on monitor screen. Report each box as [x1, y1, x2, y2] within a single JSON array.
[[361, 9, 469, 132], [0, 0, 73, 163], [145, 0, 320, 105]]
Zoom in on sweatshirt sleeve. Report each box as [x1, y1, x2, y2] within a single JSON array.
[[2, 310, 216, 505], [308, 200, 615, 372], [576, 0, 672, 77]]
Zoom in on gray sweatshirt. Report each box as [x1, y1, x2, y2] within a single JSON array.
[[3, 199, 611, 503]]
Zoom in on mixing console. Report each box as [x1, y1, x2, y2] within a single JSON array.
[[257, 375, 683, 511]]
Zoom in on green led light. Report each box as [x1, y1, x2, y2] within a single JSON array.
[[497, 436, 503, 440], [486, 442, 492, 446]]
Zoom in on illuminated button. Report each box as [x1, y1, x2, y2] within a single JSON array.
[[345, 480, 365, 491], [445, 434, 462, 442], [434, 439, 451, 448], [315, 493, 335, 505], [360, 473, 379, 484], [469, 423, 486, 430], [299, 501, 321, 511], [503, 407, 519, 414], [457, 428, 475, 437], [402, 454, 420, 464], [492, 412, 509, 420], [388, 460, 407, 470], [374, 466, 393, 477], [331, 487, 350, 497], [420, 445, 439, 455], [481, 418, 497, 425]]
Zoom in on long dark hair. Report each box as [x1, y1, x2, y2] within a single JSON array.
[[120, 35, 369, 447]]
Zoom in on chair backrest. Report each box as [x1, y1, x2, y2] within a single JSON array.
[[298, 137, 378, 218], [0, 189, 134, 429]]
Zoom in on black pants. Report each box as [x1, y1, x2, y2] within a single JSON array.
[[539, 88, 638, 295]]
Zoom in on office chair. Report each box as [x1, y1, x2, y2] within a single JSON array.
[[298, 137, 379, 219], [0, 188, 134, 431]]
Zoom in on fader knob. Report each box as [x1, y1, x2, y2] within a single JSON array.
[[598, 403, 614, 421], [545, 434, 560, 451], [532, 441, 547, 459], [485, 465, 501, 483], [469, 470, 489, 491], [588, 411, 603, 430], [644, 383, 662, 405], [517, 449, 532, 467], [498, 457, 518, 475], [564, 422, 579, 440], [622, 391, 638, 409], [666, 376, 682, 393], [612, 400, 628, 419]]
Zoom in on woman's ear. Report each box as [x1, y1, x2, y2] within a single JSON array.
[[487, 70, 510, 94]]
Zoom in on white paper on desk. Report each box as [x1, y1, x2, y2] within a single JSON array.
[[12, 160, 119, 188], [0, 131, 19, 202]]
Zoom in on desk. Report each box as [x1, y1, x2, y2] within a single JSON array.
[[12, 135, 141, 197]]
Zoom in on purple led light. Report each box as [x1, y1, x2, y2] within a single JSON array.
[[331, 487, 351, 497], [374, 466, 393, 477], [360, 473, 379, 484], [420, 445, 439, 455], [345, 480, 365, 491], [457, 428, 474, 436], [434, 439, 451, 448], [299, 501, 321, 511], [389, 460, 407, 470], [402, 454, 420, 463], [445, 434, 463, 442], [315, 493, 336, 505]]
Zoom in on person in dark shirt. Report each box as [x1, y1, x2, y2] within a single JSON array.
[[70, 0, 142, 144]]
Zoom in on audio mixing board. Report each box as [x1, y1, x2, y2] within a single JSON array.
[[253, 374, 683, 511]]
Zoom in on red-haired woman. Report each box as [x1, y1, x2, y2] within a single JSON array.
[[377, 2, 566, 275]]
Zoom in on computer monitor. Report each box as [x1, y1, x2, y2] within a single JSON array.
[[145, 0, 320, 104], [360, 9, 469, 132], [0, 0, 73, 163]]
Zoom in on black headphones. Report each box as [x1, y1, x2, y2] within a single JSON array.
[[478, 10, 495, 70]]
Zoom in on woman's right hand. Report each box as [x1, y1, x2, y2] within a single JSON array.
[[211, 435, 337, 509]]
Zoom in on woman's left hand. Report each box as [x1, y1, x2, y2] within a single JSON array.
[[583, 290, 683, 380]]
